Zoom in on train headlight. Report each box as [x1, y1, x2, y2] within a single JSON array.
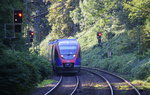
[[61, 55, 64, 58], [73, 54, 76, 57]]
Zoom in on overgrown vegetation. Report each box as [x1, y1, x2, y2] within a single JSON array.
[[38, 79, 55, 88], [40, 0, 150, 90], [0, 50, 51, 95], [1, 0, 149, 94], [0, 0, 52, 95], [70, 0, 150, 85], [132, 80, 150, 90], [48, 0, 79, 36], [75, 0, 149, 77]]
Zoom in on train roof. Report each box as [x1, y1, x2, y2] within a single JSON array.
[[48, 40, 57, 45], [49, 39, 79, 45], [58, 39, 78, 46], [57, 39, 76, 41]]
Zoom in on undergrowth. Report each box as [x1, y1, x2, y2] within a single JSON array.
[[0, 49, 52, 95], [74, 20, 150, 89]]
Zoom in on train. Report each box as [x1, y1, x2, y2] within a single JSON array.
[[47, 39, 81, 74]]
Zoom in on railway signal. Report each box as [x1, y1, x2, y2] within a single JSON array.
[[15, 24, 21, 33], [97, 32, 102, 47], [29, 31, 34, 42], [97, 32, 102, 37], [14, 10, 23, 33], [14, 10, 23, 23]]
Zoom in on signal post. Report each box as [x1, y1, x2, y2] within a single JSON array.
[[4, 10, 23, 39], [97, 32, 102, 47]]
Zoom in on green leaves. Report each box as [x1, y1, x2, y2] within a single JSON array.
[[123, 0, 150, 19], [0, 50, 51, 95], [47, 0, 76, 38]]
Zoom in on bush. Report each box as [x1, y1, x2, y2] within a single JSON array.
[[135, 61, 150, 80], [0, 50, 51, 95], [27, 54, 51, 80]]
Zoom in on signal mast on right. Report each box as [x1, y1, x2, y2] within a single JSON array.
[[97, 32, 102, 47]]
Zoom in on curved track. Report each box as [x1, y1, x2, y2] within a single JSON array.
[[44, 76, 63, 95], [44, 75, 79, 95], [71, 76, 80, 95], [82, 67, 141, 95], [81, 68, 114, 95]]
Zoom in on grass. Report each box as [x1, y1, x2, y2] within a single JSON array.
[[132, 80, 150, 91], [120, 91, 128, 95], [37, 79, 56, 88], [94, 84, 106, 89], [117, 85, 130, 90]]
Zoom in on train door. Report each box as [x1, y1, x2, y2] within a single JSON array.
[[54, 47, 59, 65], [78, 48, 81, 58], [52, 45, 56, 71], [52, 45, 59, 71]]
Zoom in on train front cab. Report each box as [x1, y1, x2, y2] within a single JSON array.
[[52, 40, 81, 74]]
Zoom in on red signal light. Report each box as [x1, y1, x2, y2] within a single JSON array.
[[18, 13, 22, 17], [98, 33, 102, 36], [31, 32, 34, 36], [29, 31, 34, 42], [14, 10, 23, 23], [97, 32, 102, 37]]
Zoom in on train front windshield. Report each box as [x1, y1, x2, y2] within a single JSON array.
[[59, 45, 78, 59]]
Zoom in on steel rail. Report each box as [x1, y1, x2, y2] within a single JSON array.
[[44, 76, 63, 95], [83, 67, 141, 95], [82, 68, 114, 95], [70, 76, 80, 95]]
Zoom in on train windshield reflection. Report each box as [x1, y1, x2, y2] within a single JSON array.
[[59, 45, 77, 55]]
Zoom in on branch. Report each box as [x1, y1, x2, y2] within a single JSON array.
[[124, 2, 150, 13]]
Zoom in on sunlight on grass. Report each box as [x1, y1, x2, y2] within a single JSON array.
[[38, 79, 56, 88], [132, 80, 150, 90], [117, 85, 130, 90], [94, 84, 106, 89], [112, 82, 130, 90], [82, 82, 107, 89]]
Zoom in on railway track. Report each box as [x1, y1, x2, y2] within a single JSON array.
[[82, 67, 141, 95], [29, 67, 141, 95], [44, 75, 79, 95], [44, 76, 62, 95], [81, 68, 114, 95]]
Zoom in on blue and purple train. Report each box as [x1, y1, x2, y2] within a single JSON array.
[[47, 39, 81, 74]]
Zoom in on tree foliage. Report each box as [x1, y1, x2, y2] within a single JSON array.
[[39, 0, 150, 82], [0, 1, 52, 95], [68, 0, 150, 81], [123, 0, 150, 19], [0, 50, 51, 95], [47, 0, 79, 38], [123, 0, 150, 55]]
